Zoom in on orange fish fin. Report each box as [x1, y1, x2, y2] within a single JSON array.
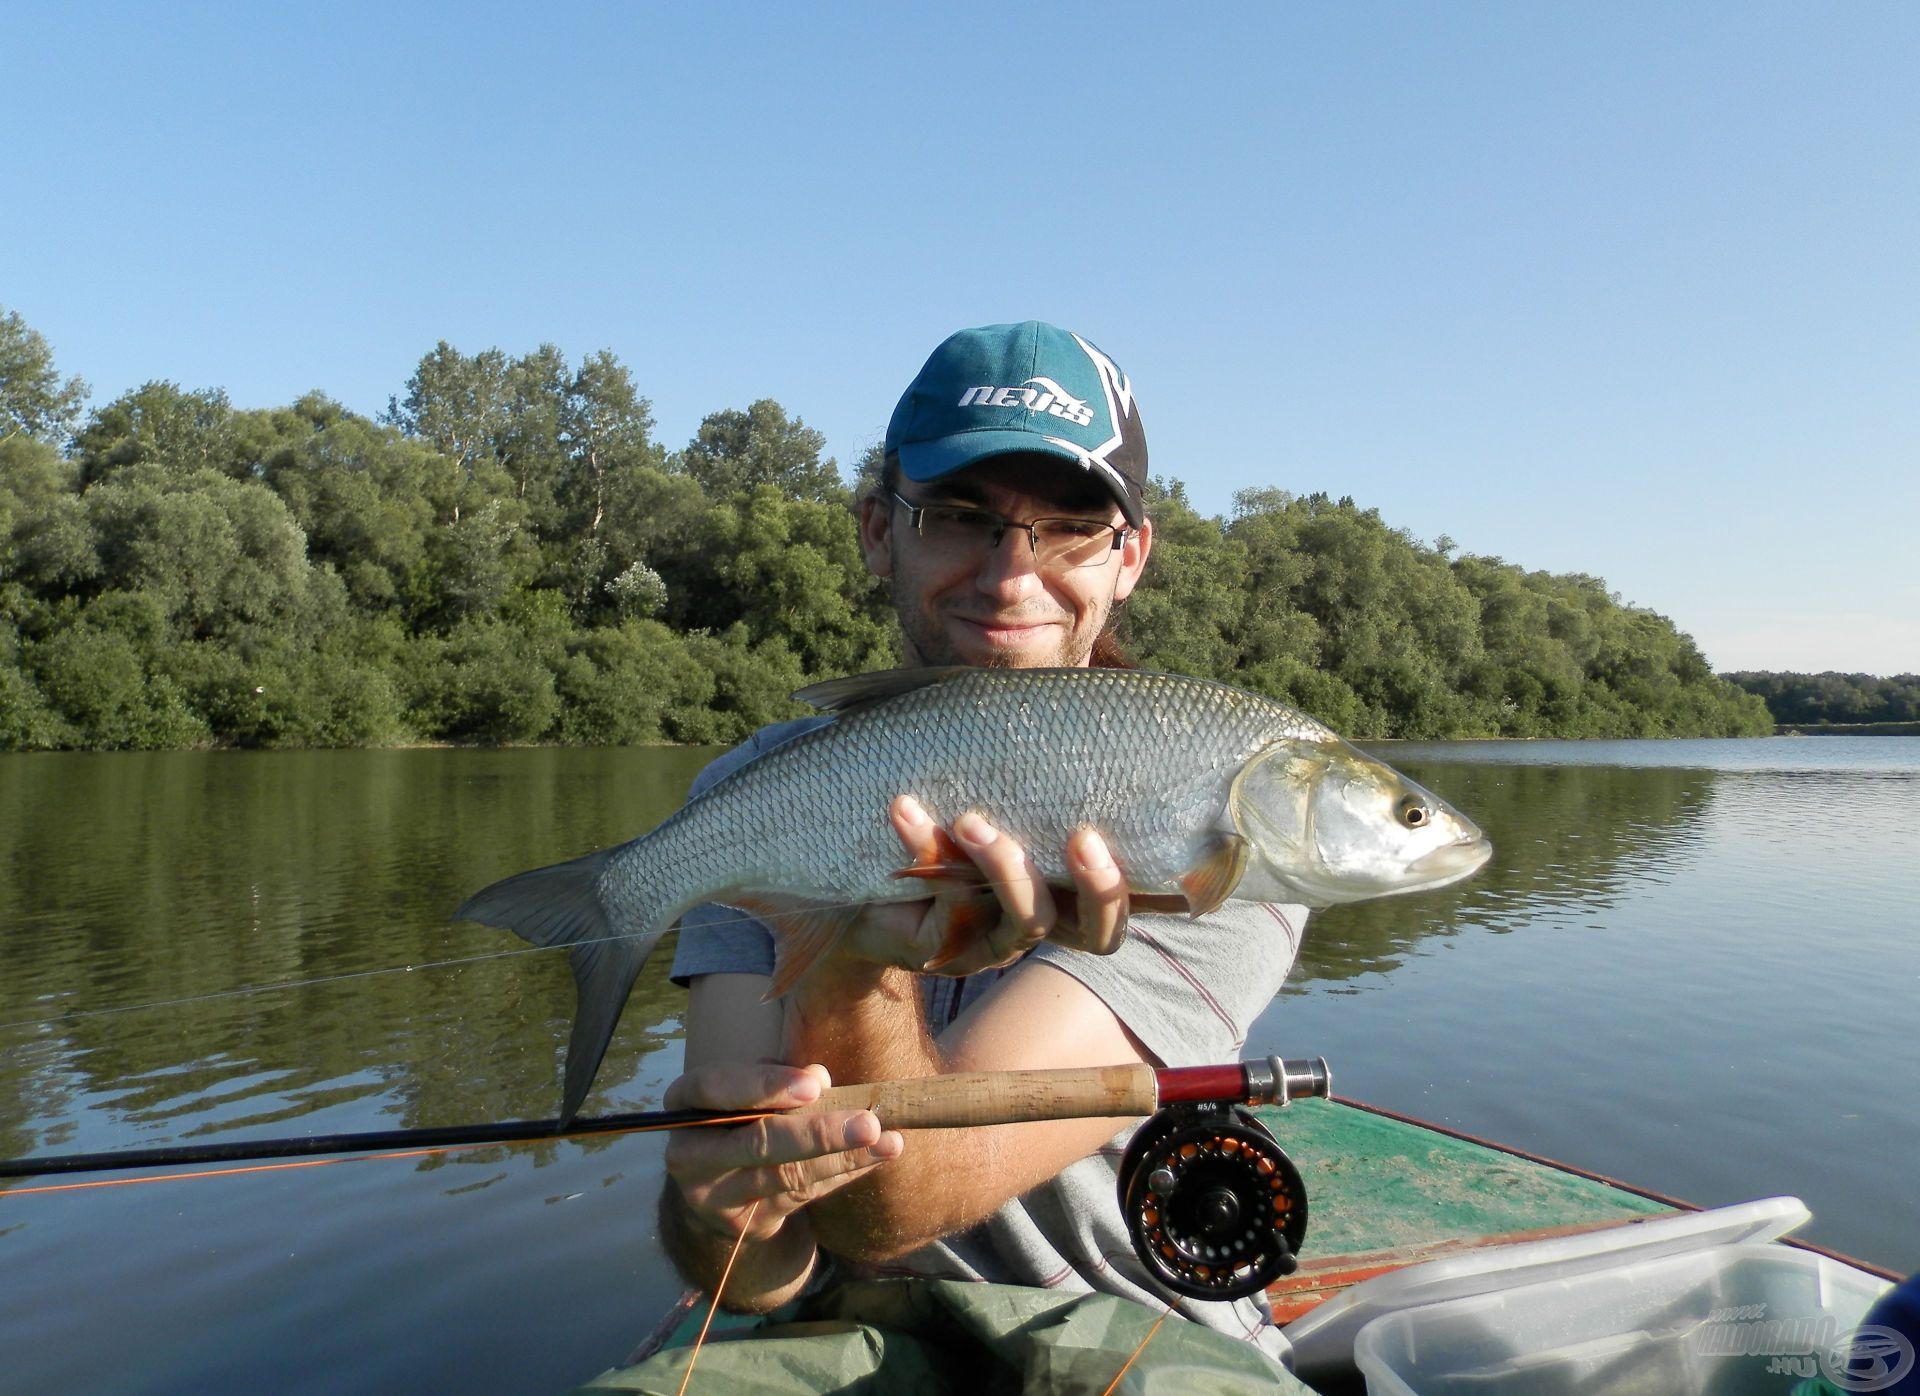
[[921, 895, 999, 970], [1128, 892, 1195, 915], [890, 867, 990, 890], [1180, 833, 1249, 918], [730, 894, 859, 999], [889, 827, 978, 884]]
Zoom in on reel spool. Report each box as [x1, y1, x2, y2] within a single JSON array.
[[1117, 1102, 1307, 1301]]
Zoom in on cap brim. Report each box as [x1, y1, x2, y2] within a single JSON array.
[[898, 430, 1143, 528]]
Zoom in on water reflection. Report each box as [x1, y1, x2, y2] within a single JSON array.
[[1297, 759, 1719, 985], [2, 739, 1916, 1393], [0, 747, 717, 1160]]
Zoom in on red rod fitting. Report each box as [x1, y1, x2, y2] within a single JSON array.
[[1153, 1063, 1248, 1105]]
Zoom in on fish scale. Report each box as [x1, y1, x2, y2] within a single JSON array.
[[457, 666, 1487, 1121], [622, 669, 1304, 901]]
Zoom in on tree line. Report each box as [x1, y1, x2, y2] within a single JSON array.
[[1724, 671, 1920, 726], [0, 305, 1773, 750]]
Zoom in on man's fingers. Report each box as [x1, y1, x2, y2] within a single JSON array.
[[1064, 827, 1130, 956], [952, 812, 1052, 947], [666, 1105, 877, 1179], [669, 1109, 906, 1237], [889, 795, 947, 866], [663, 1059, 828, 1112], [697, 1134, 905, 1226], [878, 801, 1132, 975]]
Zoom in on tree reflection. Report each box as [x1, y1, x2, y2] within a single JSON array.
[[1289, 756, 1718, 987], [0, 747, 717, 1161], [0, 746, 1724, 1165]]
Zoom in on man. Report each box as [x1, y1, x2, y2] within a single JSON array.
[[656, 321, 1305, 1358]]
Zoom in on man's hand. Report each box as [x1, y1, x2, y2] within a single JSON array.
[[833, 796, 1133, 977], [662, 1061, 904, 1243]]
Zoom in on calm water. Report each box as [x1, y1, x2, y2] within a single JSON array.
[[1, 738, 1916, 1393]]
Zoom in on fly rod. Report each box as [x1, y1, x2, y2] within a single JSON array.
[[0, 1057, 1330, 1182]]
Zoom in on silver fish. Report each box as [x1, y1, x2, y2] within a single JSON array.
[[457, 667, 1490, 1119]]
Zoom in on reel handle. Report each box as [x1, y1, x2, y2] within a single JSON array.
[[797, 1056, 1332, 1131], [802, 1063, 1157, 1129]]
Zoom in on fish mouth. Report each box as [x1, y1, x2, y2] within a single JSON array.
[[1405, 837, 1493, 885]]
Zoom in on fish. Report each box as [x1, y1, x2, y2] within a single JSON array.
[[456, 666, 1491, 1120]]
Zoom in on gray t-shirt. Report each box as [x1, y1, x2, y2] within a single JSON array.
[[669, 716, 1306, 1358]]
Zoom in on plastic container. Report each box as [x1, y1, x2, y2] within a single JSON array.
[[1353, 1240, 1891, 1395], [1285, 1197, 1812, 1380]]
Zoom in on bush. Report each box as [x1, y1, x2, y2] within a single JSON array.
[[404, 619, 559, 744], [553, 621, 713, 745], [29, 622, 209, 748]]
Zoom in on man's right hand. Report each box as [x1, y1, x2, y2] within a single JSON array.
[[828, 795, 1135, 980], [662, 1061, 905, 1243]]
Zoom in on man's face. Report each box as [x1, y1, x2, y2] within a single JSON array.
[[859, 455, 1152, 669]]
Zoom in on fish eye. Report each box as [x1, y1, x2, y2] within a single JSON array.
[[1398, 796, 1429, 828]]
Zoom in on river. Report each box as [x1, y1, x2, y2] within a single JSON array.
[[1, 737, 1915, 1393]]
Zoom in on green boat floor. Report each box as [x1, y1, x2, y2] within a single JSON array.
[[1256, 1098, 1673, 1260], [627, 1099, 1676, 1370]]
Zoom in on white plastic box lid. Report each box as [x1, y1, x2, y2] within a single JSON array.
[[1281, 1195, 1810, 1379], [1351, 1238, 1892, 1396]]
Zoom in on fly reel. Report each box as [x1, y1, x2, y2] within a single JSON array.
[[1117, 1101, 1307, 1301]]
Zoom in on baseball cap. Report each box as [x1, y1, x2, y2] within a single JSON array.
[[884, 321, 1148, 527]]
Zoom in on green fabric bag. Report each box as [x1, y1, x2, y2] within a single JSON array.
[[580, 1278, 1310, 1394]]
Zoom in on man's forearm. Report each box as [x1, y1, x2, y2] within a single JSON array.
[[657, 1181, 818, 1313], [787, 960, 940, 1085], [785, 959, 1016, 1260]]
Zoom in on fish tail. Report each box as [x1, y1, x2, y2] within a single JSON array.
[[455, 847, 664, 1124]]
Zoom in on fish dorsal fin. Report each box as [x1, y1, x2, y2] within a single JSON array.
[[792, 666, 974, 714]]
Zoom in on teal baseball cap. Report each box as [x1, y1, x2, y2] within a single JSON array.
[[885, 321, 1148, 527]]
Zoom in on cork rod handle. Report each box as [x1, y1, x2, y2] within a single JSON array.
[[801, 1063, 1159, 1129]]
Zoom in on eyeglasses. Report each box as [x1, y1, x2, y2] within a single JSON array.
[[889, 490, 1130, 570]]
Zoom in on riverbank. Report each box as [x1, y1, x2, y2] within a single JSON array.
[[1778, 721, 1920, 736]]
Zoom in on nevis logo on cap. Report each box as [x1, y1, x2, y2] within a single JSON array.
[[955, 377, 1096, 427]]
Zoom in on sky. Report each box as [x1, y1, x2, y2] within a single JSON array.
[[4, 2, 1915, 676]]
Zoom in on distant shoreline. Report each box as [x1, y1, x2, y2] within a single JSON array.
[[1776, 721, 1920, 737]]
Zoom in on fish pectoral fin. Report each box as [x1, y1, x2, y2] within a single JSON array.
[[1179, 833, 1249, 918], [730, 894, 861, 999], [1127, 892, 1196, 915], [921, 894, 1000, 970], [889, 826, 982, 885]]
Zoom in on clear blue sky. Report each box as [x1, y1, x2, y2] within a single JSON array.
[[6, 2, 1915, 675]]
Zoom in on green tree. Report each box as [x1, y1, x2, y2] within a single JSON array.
[[671, 486, 896, 677], [73, 382, 238, 486], [558, 349, 662, 538], [680, 399, 843, 503], [25, 593, 209, 748], [1726, 671, 1920, 725], [671, 624, 810, 744], [404, 616, 560, 744], [0, 307, 89, 446], [255, 396, 461, 616], [849, 441, 886, 501], [424, 499, 529, 627], [1121, 479, 1246, 680], [83, 465, 316, 642], [0, 434, 97, 593], [553, 620, 713, 745], [383, 341, 511, 476]]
